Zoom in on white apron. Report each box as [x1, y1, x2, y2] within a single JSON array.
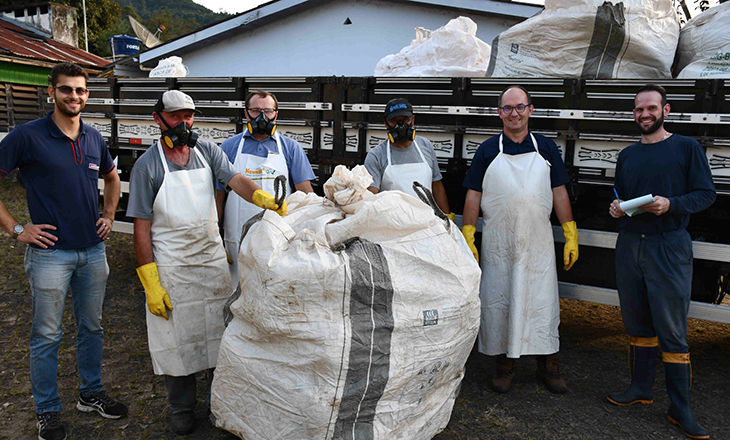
[[223, 130, 290, 284], [380, 138, 433, 199], [147, 141, 233, 376], [477, 134, 560, 358]]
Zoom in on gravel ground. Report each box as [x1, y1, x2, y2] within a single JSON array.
[[1, 177, 729, 440]]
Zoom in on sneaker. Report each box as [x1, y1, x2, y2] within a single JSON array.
[[171, 411, 197, 435], [76, 390, 128, 419], [37, 411, 67, 440]]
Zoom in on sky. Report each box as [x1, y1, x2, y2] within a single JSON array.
[[193, 0, 270, 14], [193, 0, 546, 15], [191, 0, 717, 17]]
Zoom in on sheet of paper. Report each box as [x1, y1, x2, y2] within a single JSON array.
[[620, 194, 655, 217]]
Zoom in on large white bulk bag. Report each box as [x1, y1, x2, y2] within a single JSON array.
[[211, 165, 481, 440], [675, 2, 730, 78], [486, 0, 679, 78], [374, 16, 491, 77]]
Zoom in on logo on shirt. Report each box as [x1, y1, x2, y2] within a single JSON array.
[[88, 162, 100, 171], [245, 166, 277, 177]]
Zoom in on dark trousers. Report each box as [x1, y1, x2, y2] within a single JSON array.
[[615, 229, 692, 354], [163, 369, 214, 414]]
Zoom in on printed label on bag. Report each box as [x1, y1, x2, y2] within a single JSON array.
[[423, 309, 438, 326]]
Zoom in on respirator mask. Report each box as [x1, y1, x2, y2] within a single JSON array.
[[158, 112, 199, 149], [246, 111, 277, 137], [387, 120, 416, 144]]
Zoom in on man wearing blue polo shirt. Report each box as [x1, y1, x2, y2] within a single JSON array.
[[461, 85, 579, 396], [216, 90, 315, 285], [0, 62, 127, 440]]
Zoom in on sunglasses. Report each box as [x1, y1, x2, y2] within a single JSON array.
[[54, 85, 89, 96]]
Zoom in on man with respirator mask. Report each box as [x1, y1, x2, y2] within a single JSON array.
[[216, 90, 315, 285], [364, 98, 453, 218], [126, 90, 286, 435]]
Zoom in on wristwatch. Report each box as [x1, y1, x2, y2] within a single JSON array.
[[12, 224, 23, 239]]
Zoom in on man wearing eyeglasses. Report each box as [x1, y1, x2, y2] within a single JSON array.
[[0, 62, 127, 440], [216, 90, 315, 285], [461, 85, 579, 395]]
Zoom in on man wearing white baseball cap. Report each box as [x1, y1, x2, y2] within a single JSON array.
[[127, 89, 286, 434]]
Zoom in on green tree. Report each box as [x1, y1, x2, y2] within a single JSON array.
[[93, 6, 140, 57], [143, 7, 200, 42], [53, 0, 123, 51]]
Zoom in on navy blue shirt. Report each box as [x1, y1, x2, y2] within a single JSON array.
[[615, 134, 716, 235], [0, 113, 115, 249], [463, 132, 570, 191]]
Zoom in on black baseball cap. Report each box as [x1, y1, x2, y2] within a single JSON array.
[[384, 98, 413, 121]]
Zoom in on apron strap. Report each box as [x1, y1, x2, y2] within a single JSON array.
[[499, 133, 541, 155], [156, 141, 211, 173], [156, 141, 170, 174], [387, 138, 427, 166]]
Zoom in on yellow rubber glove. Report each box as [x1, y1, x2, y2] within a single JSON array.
[[136, 262, 173, 320], [461, 225, 479, 262], [562, 221, 579, 271], [252, 189, 287, 216], [446, 212, 456, 222]]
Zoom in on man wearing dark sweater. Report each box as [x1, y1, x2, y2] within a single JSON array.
[[607, 84, 715, 440]]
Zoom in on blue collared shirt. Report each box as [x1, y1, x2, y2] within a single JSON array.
[[0, 112, 115, 249], [216, 131, 315, 191]]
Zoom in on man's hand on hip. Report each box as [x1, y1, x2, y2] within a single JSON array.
[[17, 223, 58, 249]]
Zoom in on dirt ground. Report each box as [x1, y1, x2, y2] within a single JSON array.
[[1, 177, 729, 440]]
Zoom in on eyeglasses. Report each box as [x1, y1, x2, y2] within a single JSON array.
[[500, 104, 530, 114], [247, 108, 277, 117], [54, 85, 89, 96]]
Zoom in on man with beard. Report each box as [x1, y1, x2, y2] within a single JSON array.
[[461, 85, 578, 395], [607, 84, 715, 440], [0, 62, 127, 440], [216, 90, 314, 286]]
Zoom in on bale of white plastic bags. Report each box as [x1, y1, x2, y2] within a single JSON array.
[[487, 0, 679, 78], [211, 165, 481, 440], [374, 16, 491, 77], [674, 2, 730, 78]]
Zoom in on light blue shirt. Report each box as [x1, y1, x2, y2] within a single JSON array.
[[216, 131, 315, 191]]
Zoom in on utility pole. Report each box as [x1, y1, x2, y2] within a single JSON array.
[[82, 0, 89, 52]]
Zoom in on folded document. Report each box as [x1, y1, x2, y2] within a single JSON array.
[[619, 194, 655, 217]]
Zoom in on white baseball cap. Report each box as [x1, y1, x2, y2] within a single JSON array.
[[155, 90, 201, 114]]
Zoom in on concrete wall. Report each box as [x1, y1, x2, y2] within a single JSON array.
[[179, 0, 523, 77], [50, 3, 79, 48], [1, 3, 78, 47]]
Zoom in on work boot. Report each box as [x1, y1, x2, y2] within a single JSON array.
[[490, 354, 516, 393], [536, 353, 568, 394], [664, 355, 709, 439], [171, 410, 197, 435], [607, 338, 658, 406]]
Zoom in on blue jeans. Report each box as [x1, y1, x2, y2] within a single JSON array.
[[25, 242, 109, 414], [615, 229, 692, 354]]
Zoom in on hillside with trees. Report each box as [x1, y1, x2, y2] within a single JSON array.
[[0, 0, 232, 57]]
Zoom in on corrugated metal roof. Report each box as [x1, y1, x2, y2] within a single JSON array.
[[0, 16, 108, 69]]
